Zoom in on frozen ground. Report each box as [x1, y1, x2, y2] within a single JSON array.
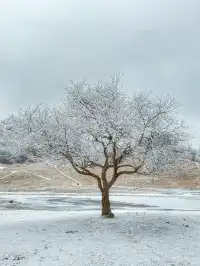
[[0, 191, 200, 265]]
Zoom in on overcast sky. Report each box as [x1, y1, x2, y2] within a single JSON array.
[[0, 0, 200, 146]]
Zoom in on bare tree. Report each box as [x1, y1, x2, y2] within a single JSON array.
[[11, 75, 187, 217]]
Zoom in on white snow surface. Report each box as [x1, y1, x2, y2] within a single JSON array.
[[0, 191, 200, 265], [0, 165, 7, 170]]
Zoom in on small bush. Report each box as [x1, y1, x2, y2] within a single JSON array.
[[0, 148, 12, 164]]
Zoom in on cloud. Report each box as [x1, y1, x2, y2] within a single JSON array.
[[0, 0, 200, 145]]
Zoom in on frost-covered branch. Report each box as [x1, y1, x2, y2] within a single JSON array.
[[7, 75, 188, 205]]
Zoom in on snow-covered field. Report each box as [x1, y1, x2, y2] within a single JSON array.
[[0, 191, 200, 265]]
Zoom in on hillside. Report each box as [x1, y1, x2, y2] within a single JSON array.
[[1, 162, 200, 192]]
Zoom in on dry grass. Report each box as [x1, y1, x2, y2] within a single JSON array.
[[0, 162, 200, 192]]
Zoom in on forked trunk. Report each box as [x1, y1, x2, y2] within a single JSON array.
[[101, 189, 114, 218]]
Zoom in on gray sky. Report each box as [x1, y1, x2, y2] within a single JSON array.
[[0, 0, 200, 146]]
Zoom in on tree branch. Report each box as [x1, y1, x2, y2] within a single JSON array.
[[62, 153, 103, 192], [101, 156, 109, 189], [117, 164, 135, 169], [115, 145, 132, 165], [117, 169, 137, 177], [89, 161, 104, 168], [107, 142, 118, 189], [112, 142, 117, 177], [117, 164, 143, 177]]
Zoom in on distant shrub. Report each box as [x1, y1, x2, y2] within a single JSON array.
[[14, 154, 28, 163], [0, 148, 12, 164]]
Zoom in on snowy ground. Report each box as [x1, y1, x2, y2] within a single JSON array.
[[0, 191, 200, 265]]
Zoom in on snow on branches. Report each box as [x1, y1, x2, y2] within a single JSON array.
[[9, 75, 188, 178]]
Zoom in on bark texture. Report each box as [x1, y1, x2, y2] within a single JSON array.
[[101, 190, 114, 218]]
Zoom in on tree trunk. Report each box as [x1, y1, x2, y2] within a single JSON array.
[[101, 189, 114, 218]]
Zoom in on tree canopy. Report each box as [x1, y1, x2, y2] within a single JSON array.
[[5, 75, 188, 216]]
